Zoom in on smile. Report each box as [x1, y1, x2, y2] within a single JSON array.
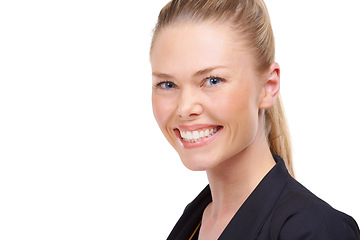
[[174, 125, 223, 148], [179, 127, 220, 142]]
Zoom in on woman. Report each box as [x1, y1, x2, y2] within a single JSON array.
[[150, 0, 360, 239]]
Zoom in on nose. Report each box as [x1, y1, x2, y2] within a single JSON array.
[[177, 89, 203, 120]]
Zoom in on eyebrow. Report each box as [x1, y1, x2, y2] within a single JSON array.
[[193, 66, 227, 77], [152, 66, 227, 79], [152, 72, 174, 80]]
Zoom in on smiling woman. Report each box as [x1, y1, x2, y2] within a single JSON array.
[[151, 22, 277, 173], [150, 0, 360, 239]]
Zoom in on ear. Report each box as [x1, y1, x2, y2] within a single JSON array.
[[259, 62, 280, 109]]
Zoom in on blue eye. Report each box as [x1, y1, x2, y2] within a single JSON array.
[[205, 77, 222, 86], [157, 81, 177, 89]]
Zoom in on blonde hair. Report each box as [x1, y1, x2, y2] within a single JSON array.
[[151, 0, 295, 177]]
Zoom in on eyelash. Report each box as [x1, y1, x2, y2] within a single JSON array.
[[154, 76, 224, 90], [202, 76, 224, 87], [155, 81, 178, 90]]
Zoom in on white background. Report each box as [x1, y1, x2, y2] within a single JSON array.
[[0, 0, 359, 239]]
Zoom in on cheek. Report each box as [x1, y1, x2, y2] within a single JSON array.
[[152, 94, 176, 130], [211, 88, 257, 120], [210, 85, 259, 145]]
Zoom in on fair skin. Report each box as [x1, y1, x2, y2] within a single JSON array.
[[151, 22, 280, 240]]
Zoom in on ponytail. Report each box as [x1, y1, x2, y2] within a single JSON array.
[[265, 95, 294, 177]]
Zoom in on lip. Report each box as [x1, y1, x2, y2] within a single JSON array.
[[173, 124, 223, 149], [175, 124, 220, 131]]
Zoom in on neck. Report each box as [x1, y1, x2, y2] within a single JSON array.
[[205, 124, 275, 220]]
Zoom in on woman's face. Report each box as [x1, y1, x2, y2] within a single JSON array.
[[151, 22, 265, 171]]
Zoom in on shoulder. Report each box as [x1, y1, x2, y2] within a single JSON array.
[[269, 177, 360, 240]]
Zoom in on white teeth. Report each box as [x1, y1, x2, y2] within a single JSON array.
[[179, 127, 220, 142], [199, 130, 205, 138], [205, 129, 209, 137], [185, 131, 192, 140], [193, 131, 199, 139]]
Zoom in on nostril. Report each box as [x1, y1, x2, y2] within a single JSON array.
[[178, 107, 203, 119], [178, 112, 200, 119], [177, 95, 203, 119]]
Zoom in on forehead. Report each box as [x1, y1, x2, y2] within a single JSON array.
[[150, 22, 253, 74]]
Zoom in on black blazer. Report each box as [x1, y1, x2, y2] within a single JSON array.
[[167, 155, 360, 239]]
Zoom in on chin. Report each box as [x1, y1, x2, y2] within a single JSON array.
[[179, 154, 220, 171]]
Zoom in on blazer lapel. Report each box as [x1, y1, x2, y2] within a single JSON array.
[[219, 156, 289, 239], [167, 186, 212, 240]]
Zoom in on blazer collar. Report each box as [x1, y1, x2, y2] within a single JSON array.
[[168, 155, 290, 240], [219, 155, 289, 239]]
